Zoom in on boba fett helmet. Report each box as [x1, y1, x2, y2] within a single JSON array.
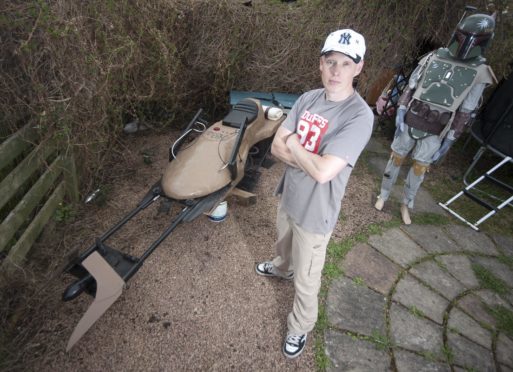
[[448, 13, 495, 60]]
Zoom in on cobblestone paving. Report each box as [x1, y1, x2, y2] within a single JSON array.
[[327, 225, 513, 371], [324, 141, 513, 371]]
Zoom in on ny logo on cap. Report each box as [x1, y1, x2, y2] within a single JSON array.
[[339, 32, 351, 45]]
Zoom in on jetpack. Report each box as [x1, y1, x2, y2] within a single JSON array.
[[61, 96, 296, 351]]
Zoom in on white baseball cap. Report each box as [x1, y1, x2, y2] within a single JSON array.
[[321, 29, 366, 63]]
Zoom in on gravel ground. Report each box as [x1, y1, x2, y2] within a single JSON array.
[[11, 130, 388, 371]]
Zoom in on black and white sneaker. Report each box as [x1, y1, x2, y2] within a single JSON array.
[[255, 262, 293, 280], [282, 333, 307, 359]]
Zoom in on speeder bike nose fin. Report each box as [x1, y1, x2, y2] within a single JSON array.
[[66, 251, 125, 351]]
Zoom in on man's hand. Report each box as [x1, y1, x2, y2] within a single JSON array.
[[286, 134, 348, 184], [285, 132, 301, 149], [271, 126, 299, 168], [395, 105, 407, 137]]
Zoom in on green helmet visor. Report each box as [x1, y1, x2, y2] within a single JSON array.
[[448, 30, 491, 60]]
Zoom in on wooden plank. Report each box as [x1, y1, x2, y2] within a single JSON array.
[[0, 124, 39, 173], [229, 187, 257, 205], [0, 156, 63, 253], [0, 141, 56, 211], [63, 151, 79, 203], [2, 181, 66, 269]]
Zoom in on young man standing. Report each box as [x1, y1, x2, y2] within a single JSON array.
[[255, 29, 374, 358]]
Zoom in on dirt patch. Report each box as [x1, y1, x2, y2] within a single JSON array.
[[2, 130, 389, 371]]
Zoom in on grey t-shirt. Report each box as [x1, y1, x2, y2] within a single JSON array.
[[275, 88, 373, 234]]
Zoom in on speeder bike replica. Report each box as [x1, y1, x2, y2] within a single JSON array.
[[61, 94, 298, 350]]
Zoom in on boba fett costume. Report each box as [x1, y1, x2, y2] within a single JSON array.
[[375, 13, 497, 224]]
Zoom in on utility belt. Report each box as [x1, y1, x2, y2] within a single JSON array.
[[405, 100, 452, 136]]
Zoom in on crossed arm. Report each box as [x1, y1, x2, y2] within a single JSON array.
[[271, 126, 348, 184]]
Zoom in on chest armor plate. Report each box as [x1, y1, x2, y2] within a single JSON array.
[[419, 59, 478, 108]]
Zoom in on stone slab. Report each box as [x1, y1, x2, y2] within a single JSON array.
[[325, 330, 390, 372], [393, 274, 449, 324], [394, 349, 450, 372], [367, 156, 405, 179], [392, 186, 445, 216], [389, 303, 444, 356], [436, 254, 480, 289], [365, 137, 390, 155], [456, 293, 497, 328], [368, 228, 427, 268], [471, 256, 513, 288], [401, 225, 460, 254], [492, 234, 513, 256], [500, 364, 513, 372], [448, 307, 492, 349], [410, 260, 466, 301], [447, 332, 494, 372], [497, 333, 513, 367], [445, 225, 498, 255], [327, 276, 386, 337], [341, 243, 401, 295], [474, 289, 513, 311]]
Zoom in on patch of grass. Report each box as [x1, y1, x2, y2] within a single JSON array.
[[314, 306, 330, 371], [315, 305, 329, 333], [314, 337, 330, 371], [413, 212, 450, 226], [472, 263, 509, 295], [487, 305, 513, 339], [323, 262, 343, 280], [441, 344, 454, 364], [497, 254, 513, 270], [368, 330, 392, 351], [409, 305, 425, 318], [352, 276, 365, 286], [327, 239, 354, 260], [354, 330, 392, 351], [366, 223, 382, 236]]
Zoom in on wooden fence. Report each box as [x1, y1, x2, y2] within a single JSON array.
[[0, 125, 79, 271]]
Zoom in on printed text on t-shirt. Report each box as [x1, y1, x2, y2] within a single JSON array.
[[297, 110, 329, 153]]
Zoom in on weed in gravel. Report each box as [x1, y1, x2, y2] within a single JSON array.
[[327, 239, 354, 261], [487, 305, 513, 339], [352, 276, 365, 286], [314, 306, 330, 370], [409, 305, 425, 318], [368, 330, 392, 351], [314, 337, 330, 371], [441, 344, 454, 364], [420, 350, 438, 362]]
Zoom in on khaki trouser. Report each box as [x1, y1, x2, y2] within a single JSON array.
[[271, 207, 332, 335]]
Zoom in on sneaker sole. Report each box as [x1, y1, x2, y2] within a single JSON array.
[[282, 342, 306, 359], [255, 264, 294, 280]]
